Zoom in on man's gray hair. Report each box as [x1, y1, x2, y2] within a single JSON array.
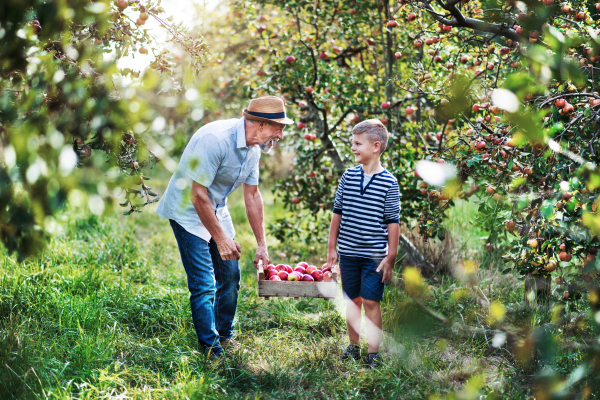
[[247, 118, 273, 126], [352, 119, 390, 153]]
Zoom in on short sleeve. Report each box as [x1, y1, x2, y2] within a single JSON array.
[[333, 172, 347, 215], [383, 180, 400, 224], [244, 159, 260, 186], [184, 133, 223, 187]]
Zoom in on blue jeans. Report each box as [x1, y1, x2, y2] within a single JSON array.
[[169, 220, 240, 355]]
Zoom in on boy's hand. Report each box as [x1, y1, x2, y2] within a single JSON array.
[[327, 248, 338, 270], [376, 256, 395, 283]]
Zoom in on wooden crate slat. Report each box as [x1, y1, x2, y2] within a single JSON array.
[[258, 280, 338, 298]]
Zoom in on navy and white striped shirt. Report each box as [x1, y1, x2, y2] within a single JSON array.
[[333, 166, 400, 259]]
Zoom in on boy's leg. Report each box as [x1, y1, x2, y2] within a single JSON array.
[[347, 296, 363, 344], [339, 255, 362, 345], [359, 257, 386, 354], [362, 299, 382, 353]]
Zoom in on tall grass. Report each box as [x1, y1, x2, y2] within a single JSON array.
[[0, 187, 596, 398]]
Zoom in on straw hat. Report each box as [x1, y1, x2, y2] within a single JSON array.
[[243, 96, 294, 125]]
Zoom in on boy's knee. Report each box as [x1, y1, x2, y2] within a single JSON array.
[[362, 299, 380, 309]]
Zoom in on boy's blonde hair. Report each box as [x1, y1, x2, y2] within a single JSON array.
[[352, 119, 391, 153]]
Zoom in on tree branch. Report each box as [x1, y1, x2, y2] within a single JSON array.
[[422, 3, 522, 43]]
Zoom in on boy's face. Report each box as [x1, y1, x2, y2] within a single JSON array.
[[351, 133, 380, 164]]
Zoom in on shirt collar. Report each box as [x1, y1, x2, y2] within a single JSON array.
[[236, 118, 247, 149]]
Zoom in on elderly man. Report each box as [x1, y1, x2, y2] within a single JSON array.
[[156, 96, 293, 357]]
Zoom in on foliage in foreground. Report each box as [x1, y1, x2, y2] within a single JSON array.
[[0, 0, 210, 260]]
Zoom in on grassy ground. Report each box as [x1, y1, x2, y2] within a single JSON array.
[[0, 185, 596, 399]]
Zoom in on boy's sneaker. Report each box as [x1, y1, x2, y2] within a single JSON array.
[[366, 352, 382, 369], [341, 344, 361, 361]]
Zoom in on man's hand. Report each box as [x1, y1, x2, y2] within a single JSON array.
[[327, 248, 338, 270], [376, 256, 395, 283], [253, 245, 269, 269], [215, 237, 241, 261]]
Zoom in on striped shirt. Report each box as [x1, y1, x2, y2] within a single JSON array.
[[333, 166, 400, 259]]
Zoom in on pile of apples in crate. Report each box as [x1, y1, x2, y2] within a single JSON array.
[[265, 262, 334, 282]]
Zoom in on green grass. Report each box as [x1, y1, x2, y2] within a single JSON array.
[[0, 186, 597, 399]]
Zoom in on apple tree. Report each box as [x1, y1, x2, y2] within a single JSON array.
[[0, 0, 210, 260], [209, 0, 600, 392]]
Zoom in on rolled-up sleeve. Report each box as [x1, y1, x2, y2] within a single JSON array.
[[383, 181, 400, 224], [184, 134, 222, 187], [244, 159, 260, 185], [333, 172, 347, 215]]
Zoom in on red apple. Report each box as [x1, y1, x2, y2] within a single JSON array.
[[394, 52, 402, 59], [285, 265, 293, 274], [117, 0, 128, 10], [303, 133, 312, 140], [285, 56, 296, 64], [380, 118, 389, 124], [267, 269, 279, 278], [319, 52, 328, 60], [408, 13, 416, 21], [366, 38, 375, 46], [297, 122, 306, 129], [305, 86, 313, 93], [269, 275, 281, 281], [302, 274, 315, 282], [276, 264, 287, 271], [381, 101, 391, 109], [278, 271, 289, 280], [323, 271, 333, 282], [387, 20, 398, 28], [257, 70, 265, 77], [306, 265, 317, 274], [267, 264, 276, 270], [406, 106, 414, 115], [311, 270, 323, 281], [297, 262, 309, 269], [476, 142, 486, 150], [294, 266, 306, 274]]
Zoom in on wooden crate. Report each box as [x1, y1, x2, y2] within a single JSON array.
[[256, 263, 338, 300]]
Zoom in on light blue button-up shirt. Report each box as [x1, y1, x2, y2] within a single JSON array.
[[156, 117, 260, 242]]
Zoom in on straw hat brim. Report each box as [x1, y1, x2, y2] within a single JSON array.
[[243, 109, 294, 125]]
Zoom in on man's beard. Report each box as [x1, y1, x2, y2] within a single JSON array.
[[259, 140, 274, 154]]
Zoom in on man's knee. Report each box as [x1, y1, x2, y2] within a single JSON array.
[[217, 260, 241, 285]]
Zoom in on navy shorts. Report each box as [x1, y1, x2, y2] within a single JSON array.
[[339, 255, 385, 301]]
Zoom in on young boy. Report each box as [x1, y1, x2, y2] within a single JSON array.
[[327, 119, 400, 368]]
